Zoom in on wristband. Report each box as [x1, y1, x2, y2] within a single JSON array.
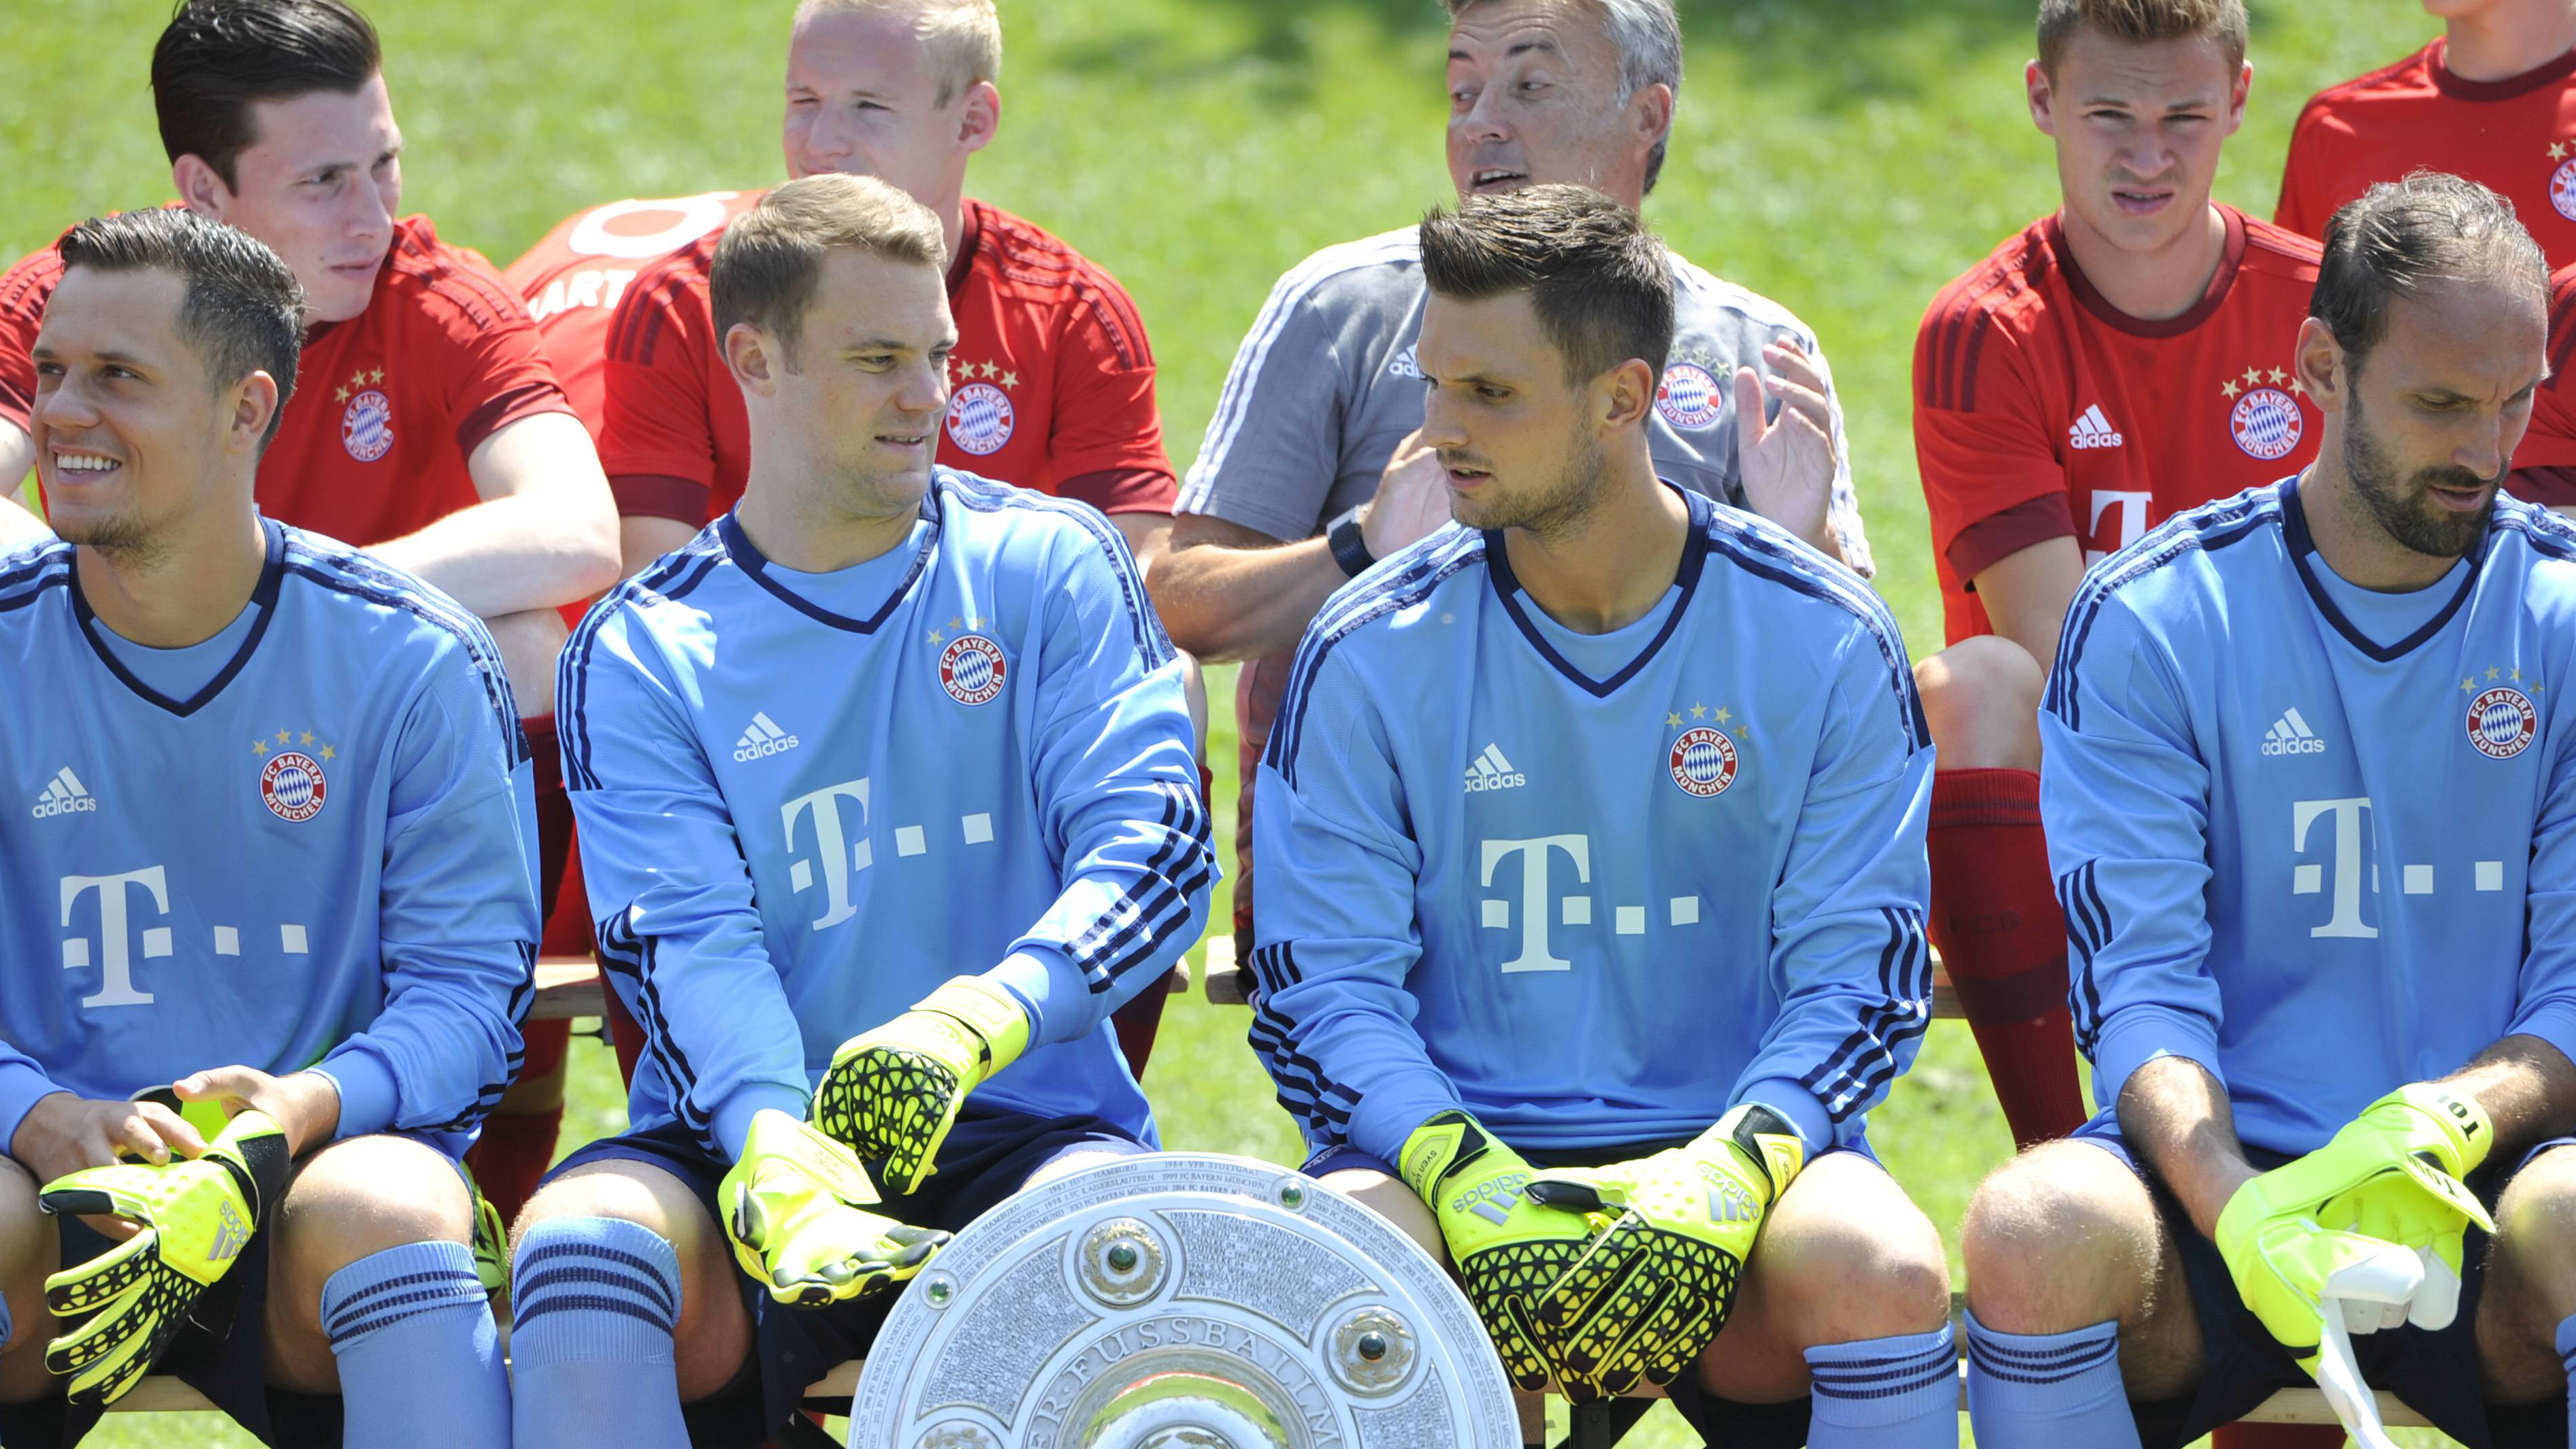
[[1326, 507, 1376, 579]]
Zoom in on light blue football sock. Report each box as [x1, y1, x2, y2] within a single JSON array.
[[1805, 1324, 1961, 1447], [322, 1240, 506, 1449], [508, 1216, 689, 1449], [2557, 1313, 2575, 1443], [1963, 1310, 2139, 1449]]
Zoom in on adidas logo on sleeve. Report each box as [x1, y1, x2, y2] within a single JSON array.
[[2262, 707, 2327, 756], [31, 766, 97, 819], [2068, 404, 2124, 450], [732, 712, 800, 762], [1463, 743, 1527, 793]]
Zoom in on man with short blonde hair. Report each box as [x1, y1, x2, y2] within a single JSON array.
[[794, 0, 998, 105]]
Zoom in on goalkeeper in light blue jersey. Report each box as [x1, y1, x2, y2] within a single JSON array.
[[1963, 174, 2576, 1449], [1249, 186, 1955, 1449], [517, 175, 1211, 1449], [0, 212, 529, 1449]]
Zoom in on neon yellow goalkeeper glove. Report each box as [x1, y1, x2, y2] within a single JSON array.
[[2216, 1086, 2494, 1371], [811, 976, 1031, 1194], [1399, 1111, 1601, 1393], [721, 1110, 949, 1308], [1521, 1103, 1808, 1400], [40, 1111, 291, 1406]]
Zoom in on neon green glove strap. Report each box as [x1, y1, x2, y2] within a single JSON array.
[[812, 975, 1033, 1194], [720, 1110, 948, 1308], [39, 1110, 291, 1406], [455, 1161, 510, 1300], [1400, 1111, 1601, 1393], [1519, 1103, 1808, 1399], [2215, 1086, 2496, 1371]]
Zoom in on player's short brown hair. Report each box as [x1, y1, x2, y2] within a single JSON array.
[[1444, 0, 1683, 195], [2036, 0, 2247, 76], [2312, 172, 2549, 376], [711, 174, 947, 369], [794, 0, 1000, 107], [1418, 183, 1675, 387], [59, 209, 306, 450]]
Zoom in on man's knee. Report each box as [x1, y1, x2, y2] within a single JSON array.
[[1318, 1167, 1445, 1266], [515, 1157, 746, 1399], [1915, 634, 2046, 771], [1752, 1154, 1951, 1343], [2483, 1142, 2576, 1393], [1961, 1140, 2159, 1333], [275, 1135, 476, 1280]]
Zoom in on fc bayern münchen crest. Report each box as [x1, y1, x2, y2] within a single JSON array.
[[2554, 156, 2576, 222], [945, 382, 1015, 456], [2468, 686, 2539, 760], [1656, 362, 1724, 430], [342, 389, 393, 462], [939, 633, 1008, 705], [2230, 387, 2302, 461], [261, 751, 328, 822], [1669, 726, 1739, 797]]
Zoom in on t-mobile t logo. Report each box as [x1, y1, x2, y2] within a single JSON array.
[[781, 779, 873, 930], [60, 866, 171, 1007], [1480, 834, 1591, 973], [2292, 796, 2377, 939]]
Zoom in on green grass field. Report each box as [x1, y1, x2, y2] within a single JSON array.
[[2, 0, 2474, 1442]]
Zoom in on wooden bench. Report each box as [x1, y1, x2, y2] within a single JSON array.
[[103, 948, 2424, 1433]]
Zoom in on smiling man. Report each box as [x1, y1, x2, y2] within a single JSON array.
[[0, 208, 532, 1449], [1906, 0, 2325, 1151], [1962, 172, 2576, 1449], [0, 5, 616, 1237], [1158, 0, 1872, 979]]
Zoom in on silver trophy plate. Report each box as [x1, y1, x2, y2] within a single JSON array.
[[847, 1152, 1517, 1448]]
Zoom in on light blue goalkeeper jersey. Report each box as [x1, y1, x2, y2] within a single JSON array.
[[560, 468, 1212, 1160], [0, 521, 538, 1160], [2044, 478, 2576, 1156], [1251, 488, 1935, 1163]]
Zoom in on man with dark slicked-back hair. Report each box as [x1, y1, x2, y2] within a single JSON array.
[[1250, 184, 1953, 1449], [0, 208, 529, 1449]]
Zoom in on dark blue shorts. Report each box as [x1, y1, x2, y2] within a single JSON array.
[[1, 1137, 476, 1449], [1303, 1132, 1878, 1449], [2072, 1113, 2576, 1449], [547, 1105, 1150, 1449]]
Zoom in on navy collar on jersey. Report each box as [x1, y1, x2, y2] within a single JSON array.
[[719, 491, 941, 634], [68, 515, 285, 717], [1484, 483, 1711, 699], [2280, 473, 2489, 663]]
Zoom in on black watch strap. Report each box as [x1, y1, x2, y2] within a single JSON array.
[[1327, 509, 1376, 579]]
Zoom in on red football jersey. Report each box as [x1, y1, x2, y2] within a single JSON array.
[[2278, 39, 2576, 265], [503, 191, 763, 437], [1914, 206, 2324, 643], [1, 213, 572, 548], [598, 196, 1176, 523], [2508, 261, 2576, 505]]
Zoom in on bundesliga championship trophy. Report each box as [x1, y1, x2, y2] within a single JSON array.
[[847, 1154, 1519, 1448]]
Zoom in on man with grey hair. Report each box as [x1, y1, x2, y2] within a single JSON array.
[[1154, 0, 1872, 973], [1961, 172, 2576, 1449]]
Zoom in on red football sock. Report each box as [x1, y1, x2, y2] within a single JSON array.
[[466, 1017, 570, 1224], [1111, 981, 1170, 1081], [1927, 768, 2089, 1147]]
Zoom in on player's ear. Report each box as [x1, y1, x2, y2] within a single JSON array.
[[959, 80, 1000, 154], [1601, 358, 1655, 433], [226, 370, 282, 455], [725, 321, 781, 397], [2226, 59, 2253, 135], [2294, 316, 2344, 415], [1628, 82, 1674, 162], [2025, 59, 2057, 136], [172, 155, 234, 221]]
